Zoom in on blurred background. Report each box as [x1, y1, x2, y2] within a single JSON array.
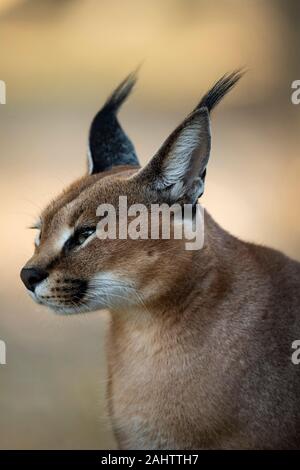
[[0, 0, 299, 449]]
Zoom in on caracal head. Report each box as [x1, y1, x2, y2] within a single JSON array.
[[20, 71, 242, 314]]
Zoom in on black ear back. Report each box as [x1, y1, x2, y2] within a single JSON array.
[[88, 72, 140, 174]]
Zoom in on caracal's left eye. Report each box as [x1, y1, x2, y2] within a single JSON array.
[[64, 226, 96, 253], [77, 228, 95, 246]]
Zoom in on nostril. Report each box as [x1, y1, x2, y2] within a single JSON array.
[[20, 267, 48, 292]]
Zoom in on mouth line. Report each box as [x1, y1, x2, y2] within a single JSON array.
[[27, 279, 88, 310], [29, 290, 85, 310]]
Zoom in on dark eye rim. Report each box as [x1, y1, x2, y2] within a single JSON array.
[[64, 226, 96, 253]]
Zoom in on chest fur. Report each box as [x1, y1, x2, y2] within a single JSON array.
[[105, 320, 223, 449]]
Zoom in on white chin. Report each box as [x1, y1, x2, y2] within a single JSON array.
[[27, 289, 42, 304], [46, 303, 103, 316]]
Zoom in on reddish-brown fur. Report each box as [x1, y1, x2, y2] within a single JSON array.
[[21, 73, 300, 449]]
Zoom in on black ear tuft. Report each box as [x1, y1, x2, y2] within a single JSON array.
[[195, 70, 244, 113], [88, 72, 140, 174]]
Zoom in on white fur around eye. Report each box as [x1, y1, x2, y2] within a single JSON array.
[[34, 230, 41, 247], [54, 227, 74, 251]]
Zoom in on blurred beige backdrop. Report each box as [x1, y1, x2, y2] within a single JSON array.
[[0, 0, 299, 449]]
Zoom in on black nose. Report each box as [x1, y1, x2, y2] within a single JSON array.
[[20, 267, 48, 292]]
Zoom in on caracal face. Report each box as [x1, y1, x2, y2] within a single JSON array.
[[22, 169, 186, 314]]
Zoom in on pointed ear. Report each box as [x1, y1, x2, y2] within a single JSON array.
[[87, 73, 140, 174], [135, 107, 211, 204]]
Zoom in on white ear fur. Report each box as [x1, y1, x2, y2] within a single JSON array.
[[137, 107, 211, 203], [162, 110, 210, 200], [87, 144, 94, 175], [162, 121, 204, 184]]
